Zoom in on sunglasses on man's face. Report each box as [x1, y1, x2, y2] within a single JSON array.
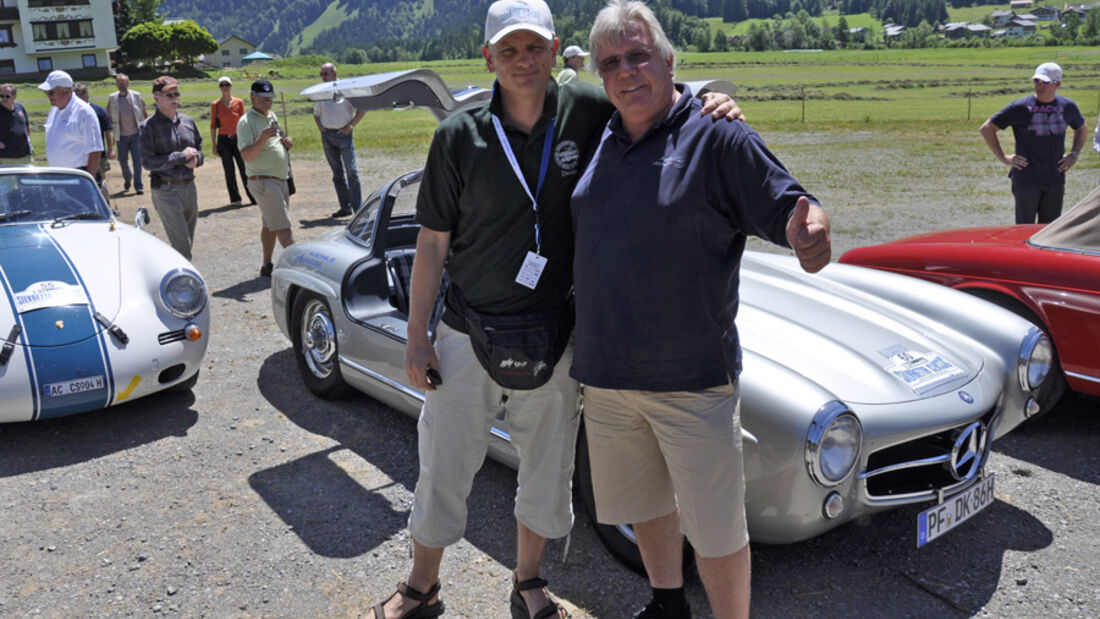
[[0, 94, 11, 99], [159, 92, 182, 99]]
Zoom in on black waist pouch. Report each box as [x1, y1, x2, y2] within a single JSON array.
[[455, 285, 573, 390]]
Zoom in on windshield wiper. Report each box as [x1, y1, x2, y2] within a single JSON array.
[[51, 212, 104, 226], [0, 210, 31, 222]]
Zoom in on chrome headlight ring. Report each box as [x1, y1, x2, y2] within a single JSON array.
[[805, 401, 863, 487], [159, 269, 207, 319], [1017, 327, 1053, 392]]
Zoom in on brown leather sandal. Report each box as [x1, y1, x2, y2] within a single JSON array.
[[510, 573, 568, 619], [367, 581, 444, 619]]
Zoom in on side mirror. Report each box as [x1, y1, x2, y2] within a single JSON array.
[[134, 207, 151, 230]]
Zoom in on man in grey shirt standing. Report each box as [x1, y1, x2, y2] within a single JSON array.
[[107, 73, 148, 194]]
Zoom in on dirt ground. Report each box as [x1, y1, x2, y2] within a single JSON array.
[[0, 134, 1096, 617]]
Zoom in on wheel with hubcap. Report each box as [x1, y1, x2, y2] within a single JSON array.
[[291, 291, 356, 400]]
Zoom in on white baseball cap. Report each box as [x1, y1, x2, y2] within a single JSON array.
[[1032, 62, 1062, 84], [37, 70, 73, 92], [562, 45, 589, 59], [485, 0, 554, 45], [218, 76, 232, 85]]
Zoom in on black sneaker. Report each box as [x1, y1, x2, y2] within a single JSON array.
[[135, 189, 144, 195], [331, 207, 353, 218], [124, 179, 131, 191], [259, 262, 273, 277], [634, 599, 691, 619]]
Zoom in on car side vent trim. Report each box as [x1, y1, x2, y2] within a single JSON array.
[[158, 329, 187, 345]]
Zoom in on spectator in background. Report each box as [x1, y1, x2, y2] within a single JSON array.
[[39, 70, 103, 174], [0, 84, 32, 165], [556, 45, 588, 85], [210, 76, 255, 206], [980, 62, 1088, 224], [107, 73, 148, 194], [74, 82, 113, 189], [141, 76, 204, 260], [313, 62, 365, 218], [238, 79, 294, 277]]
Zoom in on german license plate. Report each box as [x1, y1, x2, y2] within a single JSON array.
[[43, 375, 105, 397], [917, 474, 995, 547]]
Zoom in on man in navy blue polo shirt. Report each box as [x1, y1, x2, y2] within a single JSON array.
[[979, 62, 1088, 224], [571, 2, 831, 617]]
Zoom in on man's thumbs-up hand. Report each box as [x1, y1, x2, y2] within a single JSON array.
[[785, 196, 831, 273]]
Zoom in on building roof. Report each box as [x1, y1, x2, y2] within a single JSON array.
[[219, 35, 257, 47]]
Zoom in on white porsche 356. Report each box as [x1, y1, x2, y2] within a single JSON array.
[[0, 167, 208, 422]]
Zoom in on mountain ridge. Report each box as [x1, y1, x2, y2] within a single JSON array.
[[158, 0, 721, 61]]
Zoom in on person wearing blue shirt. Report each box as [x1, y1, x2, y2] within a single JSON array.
[[571, 2, 830, 617], [980, 62, 1089, 224]]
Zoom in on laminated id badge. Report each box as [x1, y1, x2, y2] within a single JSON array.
[[516, 251, 547, 290]]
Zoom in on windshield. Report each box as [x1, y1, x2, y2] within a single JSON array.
[[0, 172, 110, 225], [1028, 184, 1100, 255]]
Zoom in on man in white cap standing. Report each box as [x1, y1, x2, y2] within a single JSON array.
[[38, 70, 103, 174], [980, 62, 1089, 223], [556, 44, 588, 85]]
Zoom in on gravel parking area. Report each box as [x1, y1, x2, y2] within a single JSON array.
[[0, 139, 1097, 617]]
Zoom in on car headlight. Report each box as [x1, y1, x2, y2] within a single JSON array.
[[805, 402, 862, 487], [159, 269, 207, 319], [1018, 328, 1052, 391]]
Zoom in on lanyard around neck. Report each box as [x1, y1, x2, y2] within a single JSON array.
[[491, 113, 556, 255]]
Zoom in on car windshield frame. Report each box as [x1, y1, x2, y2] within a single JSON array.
[[1028, 184, 1100, 256], [0, 171, 111, 226]]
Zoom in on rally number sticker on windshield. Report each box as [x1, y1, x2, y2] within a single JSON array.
[[887, 349, 967, 396]]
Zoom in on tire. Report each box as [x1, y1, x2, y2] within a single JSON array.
[[965, 290, 1067, 414], [574, 423, 694, 577], [291, 291, 356, 400], [168, 369, 199, 393]]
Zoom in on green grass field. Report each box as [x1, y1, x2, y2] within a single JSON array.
[[16, 46, 1100, 163]]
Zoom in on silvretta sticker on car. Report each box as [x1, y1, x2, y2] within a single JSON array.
[[916, 474, 995, 547], [886, 349, 967, 395], [42, 375, 106, 397]]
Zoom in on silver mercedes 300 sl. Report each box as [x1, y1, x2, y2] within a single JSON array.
[[272, 69, 1053, 571]]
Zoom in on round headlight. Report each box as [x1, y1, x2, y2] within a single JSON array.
[[160, 269, 207, 319], [1018, 328, 1053, 391], [806, 402, 863, 487]]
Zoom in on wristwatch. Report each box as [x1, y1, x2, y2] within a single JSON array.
[[1068, 151, 1079, 158]]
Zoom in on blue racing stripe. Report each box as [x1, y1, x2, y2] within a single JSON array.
[[0, 225, 111, 419]]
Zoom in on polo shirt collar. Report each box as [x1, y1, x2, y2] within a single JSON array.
[[608, 83, 693, 143], [487, 78, 559, 133]]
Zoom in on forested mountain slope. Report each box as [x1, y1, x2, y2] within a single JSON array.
[[159, 0, 724, 60]]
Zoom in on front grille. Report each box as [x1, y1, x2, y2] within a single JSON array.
[[862, 409, 995, 500], [158, 329, 186, 344]]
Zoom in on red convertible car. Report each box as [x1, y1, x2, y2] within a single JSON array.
[[840, 186, 1100, 411]]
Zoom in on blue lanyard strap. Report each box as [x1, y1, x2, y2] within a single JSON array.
[[492, 113, 556, 255]]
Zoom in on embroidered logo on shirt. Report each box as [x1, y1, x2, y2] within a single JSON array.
[[554, 140, 580, 175], [652, 156, 686, 169]]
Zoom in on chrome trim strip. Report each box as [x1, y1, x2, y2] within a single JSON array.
[[339, 355, 425, 403], [858, 454, 950, 480], [1065, 370, 1100, 385], [863, 475, 979, 506], [490, 427, 511, 442]]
